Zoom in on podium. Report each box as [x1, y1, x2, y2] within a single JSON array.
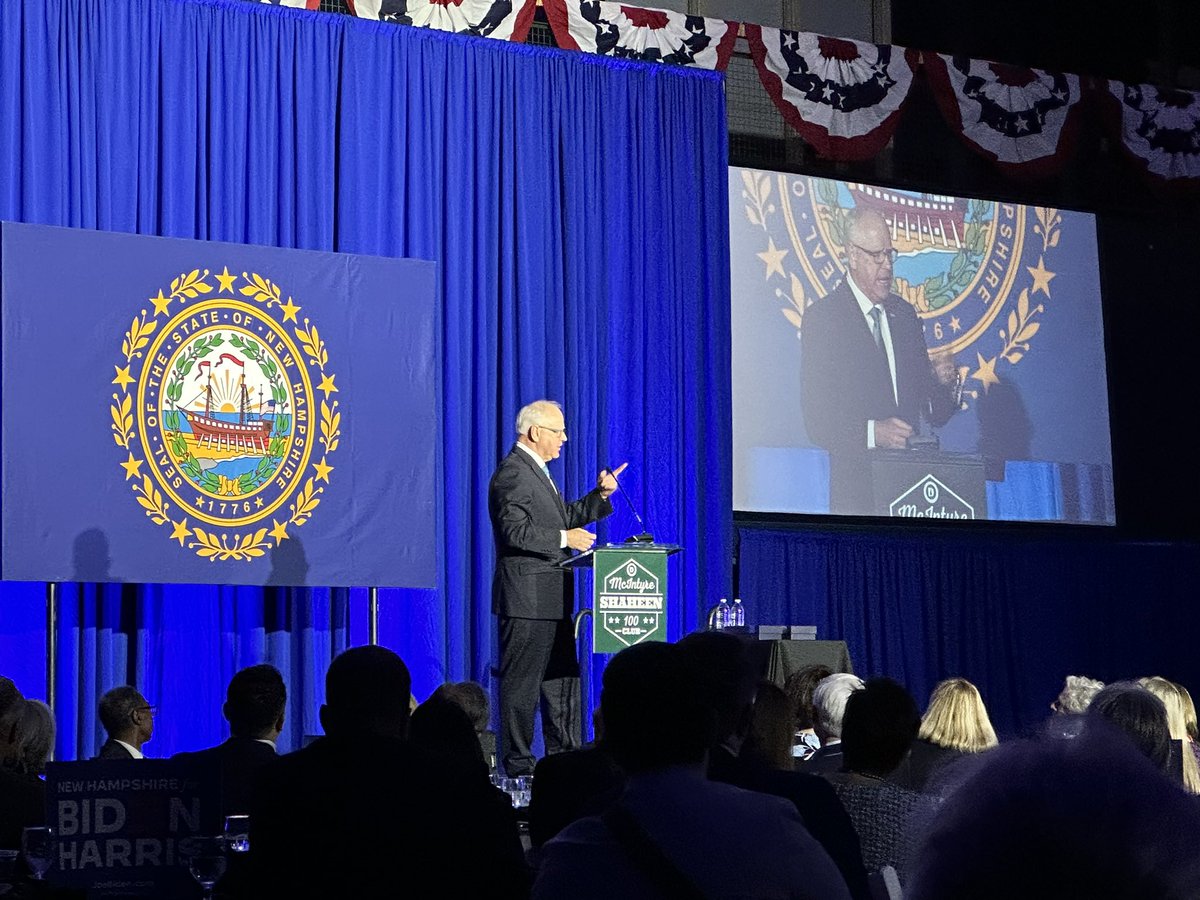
[[561, 543, 681, 653], [870, 449, 987, 519]]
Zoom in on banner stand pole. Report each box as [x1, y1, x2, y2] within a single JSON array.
[[46, 582, 58, 726], [368, 587, 379, 646]]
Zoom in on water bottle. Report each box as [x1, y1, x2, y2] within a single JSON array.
[[715, 597, 729, 630], [732, 597, 745, 629]]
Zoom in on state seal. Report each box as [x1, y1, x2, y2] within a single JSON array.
[[110, 267, 341, 561]]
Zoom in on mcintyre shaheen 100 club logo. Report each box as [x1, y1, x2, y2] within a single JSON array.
[[110, 267, 341, 562]]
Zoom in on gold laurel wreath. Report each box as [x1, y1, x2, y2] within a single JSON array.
[[113, 268, 340, 563]]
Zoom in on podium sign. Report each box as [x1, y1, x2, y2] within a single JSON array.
[[592, 547, 670, 653], [871, 450, 988, 519]]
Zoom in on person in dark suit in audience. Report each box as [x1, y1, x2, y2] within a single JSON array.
[[804, 672, 865, 775], [528, 719, 625, 853], [489, 399, 620, 776], [894, 677, 998, 794], [95, 686, 154, 759], [0, 697, 53, 849], [677, 632, 871, 900], [252, 646, 530, 898], [431, 680, 498, 771], [533, 641, 851, 900], [173, 664, 287, 817]]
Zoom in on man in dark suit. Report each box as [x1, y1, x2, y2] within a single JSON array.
[[800, 209, 960, 515], [251, 646, 528, 898], [95, 686, 154, 759], [489, 399, 621, 776], [173, 664, 286, 817]]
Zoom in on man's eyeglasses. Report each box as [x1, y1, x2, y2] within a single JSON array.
[[850, 243, 898, 265], [133, 705, 157, 717], [536, 425, 566, 436]]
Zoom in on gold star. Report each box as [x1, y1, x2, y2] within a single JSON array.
[[216, 266, 238, 294], [112, 365, 135, 390], [194, 496, 206, 508], [254, 495, 264, 508], [150, 290, 171, 317], [971, 352, 1001, 393], [317, 373, 338, 399], [756, 238, 789, 280], [269, 519, 290, 545], [120, 452, 143, 481], [279, 296, 301, 323], [950, 316, 962, 333], [169, 518, 192, 547], [1027, 256, 1056, 298], [313, 456, 334, 483]]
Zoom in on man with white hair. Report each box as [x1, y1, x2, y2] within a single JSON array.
[[489, 399, 624, 776], [804, 672, 865, 774]]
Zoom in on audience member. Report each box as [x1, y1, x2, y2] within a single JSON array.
[[173, 664, 286, 817], [896, 677, 998, 793], [0, 698, 53, 848], [1176, 681, 1200, 770], [804, 672, 865, 774], [741, 681, 801, 771], [252, 646, 529, 898], [1085, 681, 1171, 773], [96, 686, 154, 759], [533, 641, 851, 899], [1139, 676, 1200, 793], [784, 664, 833, 762], [431, 680, 497, 769], [677, 632, 870, 900], [1046, 674, 1104, 739], [827, 677, 929, 884], [907, 729, 1200, 898], [410, 695, 489, 778], [0, 677, 20, 719], [529, 710, 625, 852]]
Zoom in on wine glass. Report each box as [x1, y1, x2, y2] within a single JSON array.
[[514, 775, 533, 808], [20, 827, 53, 881], [223, 814, 250, 854], [181, 836, 227, 900]]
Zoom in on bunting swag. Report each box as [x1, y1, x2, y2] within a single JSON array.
[[544, 0, 736, 69], [1107, 81, 1200, 182], [925, 55, 1083, 174], [355, 0, 537, 39], [745, 27, 917, 160]]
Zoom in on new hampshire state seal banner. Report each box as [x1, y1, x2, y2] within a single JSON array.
[[1, 223, 438, 588]]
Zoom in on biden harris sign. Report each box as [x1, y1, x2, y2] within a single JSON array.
[[1, 223, 438, 588]]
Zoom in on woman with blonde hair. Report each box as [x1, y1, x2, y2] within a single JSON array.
[[1138, 676, 1200, 794], [901, 677, 998, 793]]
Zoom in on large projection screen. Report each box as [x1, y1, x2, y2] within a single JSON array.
[[731, 167, 1115, 524]]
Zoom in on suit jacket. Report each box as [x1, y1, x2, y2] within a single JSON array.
[[173, 736, 277, 818], [252, 731, 530, 898], [533, 767, 851, 900], [95, 738, 134, 760], [800, 281, 955, 515], [0, 766, 46, 849], [710, 746, 871, 900], [802, 741, 845, 775], [529, 744, 625, 849], [489, 445, 612, 620]]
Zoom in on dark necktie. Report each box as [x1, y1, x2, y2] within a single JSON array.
[[869, 306, 889, 367]]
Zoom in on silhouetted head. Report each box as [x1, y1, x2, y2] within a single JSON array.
[[784, 664, 833, 732], [812, 672, 865, 743], [98, 685, 153, 748], [919, 678, 998, 753], [1085, 682, 1170, 773], [430, 681, 490, 733], [410, 696, 487, 777], [0, 698, 55, 775], [225, 664, 287, 741], [841, 677, 920, 777], [675, 631, 758, 745], [599, 642, 715, 775], [320, 646, 411, 740]]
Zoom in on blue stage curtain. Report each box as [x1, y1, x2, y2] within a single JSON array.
[[0, 0, 731, 758], [738, 525, 1200, 736]]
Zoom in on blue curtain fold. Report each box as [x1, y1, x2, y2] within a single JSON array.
[[0, 0, 732, 758], [738, 525, 1200, 736]]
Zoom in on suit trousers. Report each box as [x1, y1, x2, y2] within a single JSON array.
[[499, 615, 582, 776]]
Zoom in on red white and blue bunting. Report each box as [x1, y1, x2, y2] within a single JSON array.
[[745, 26, 917, 161], [543, 0, 736, 69], [1106, 82, 1200, 182], [925, 55, 1083, 174], [354, 0, 536, 39]]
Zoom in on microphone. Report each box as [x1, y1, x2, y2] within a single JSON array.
[[602, 465, 653, 543]]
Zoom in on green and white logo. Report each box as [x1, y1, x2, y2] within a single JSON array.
[[593, 551, 666, 653]]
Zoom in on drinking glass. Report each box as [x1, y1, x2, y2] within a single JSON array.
[[20, 827, 53, 881], [513, 776, 533, 808], [181, 836, 227, 900], [223, 815, 250, 854]]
